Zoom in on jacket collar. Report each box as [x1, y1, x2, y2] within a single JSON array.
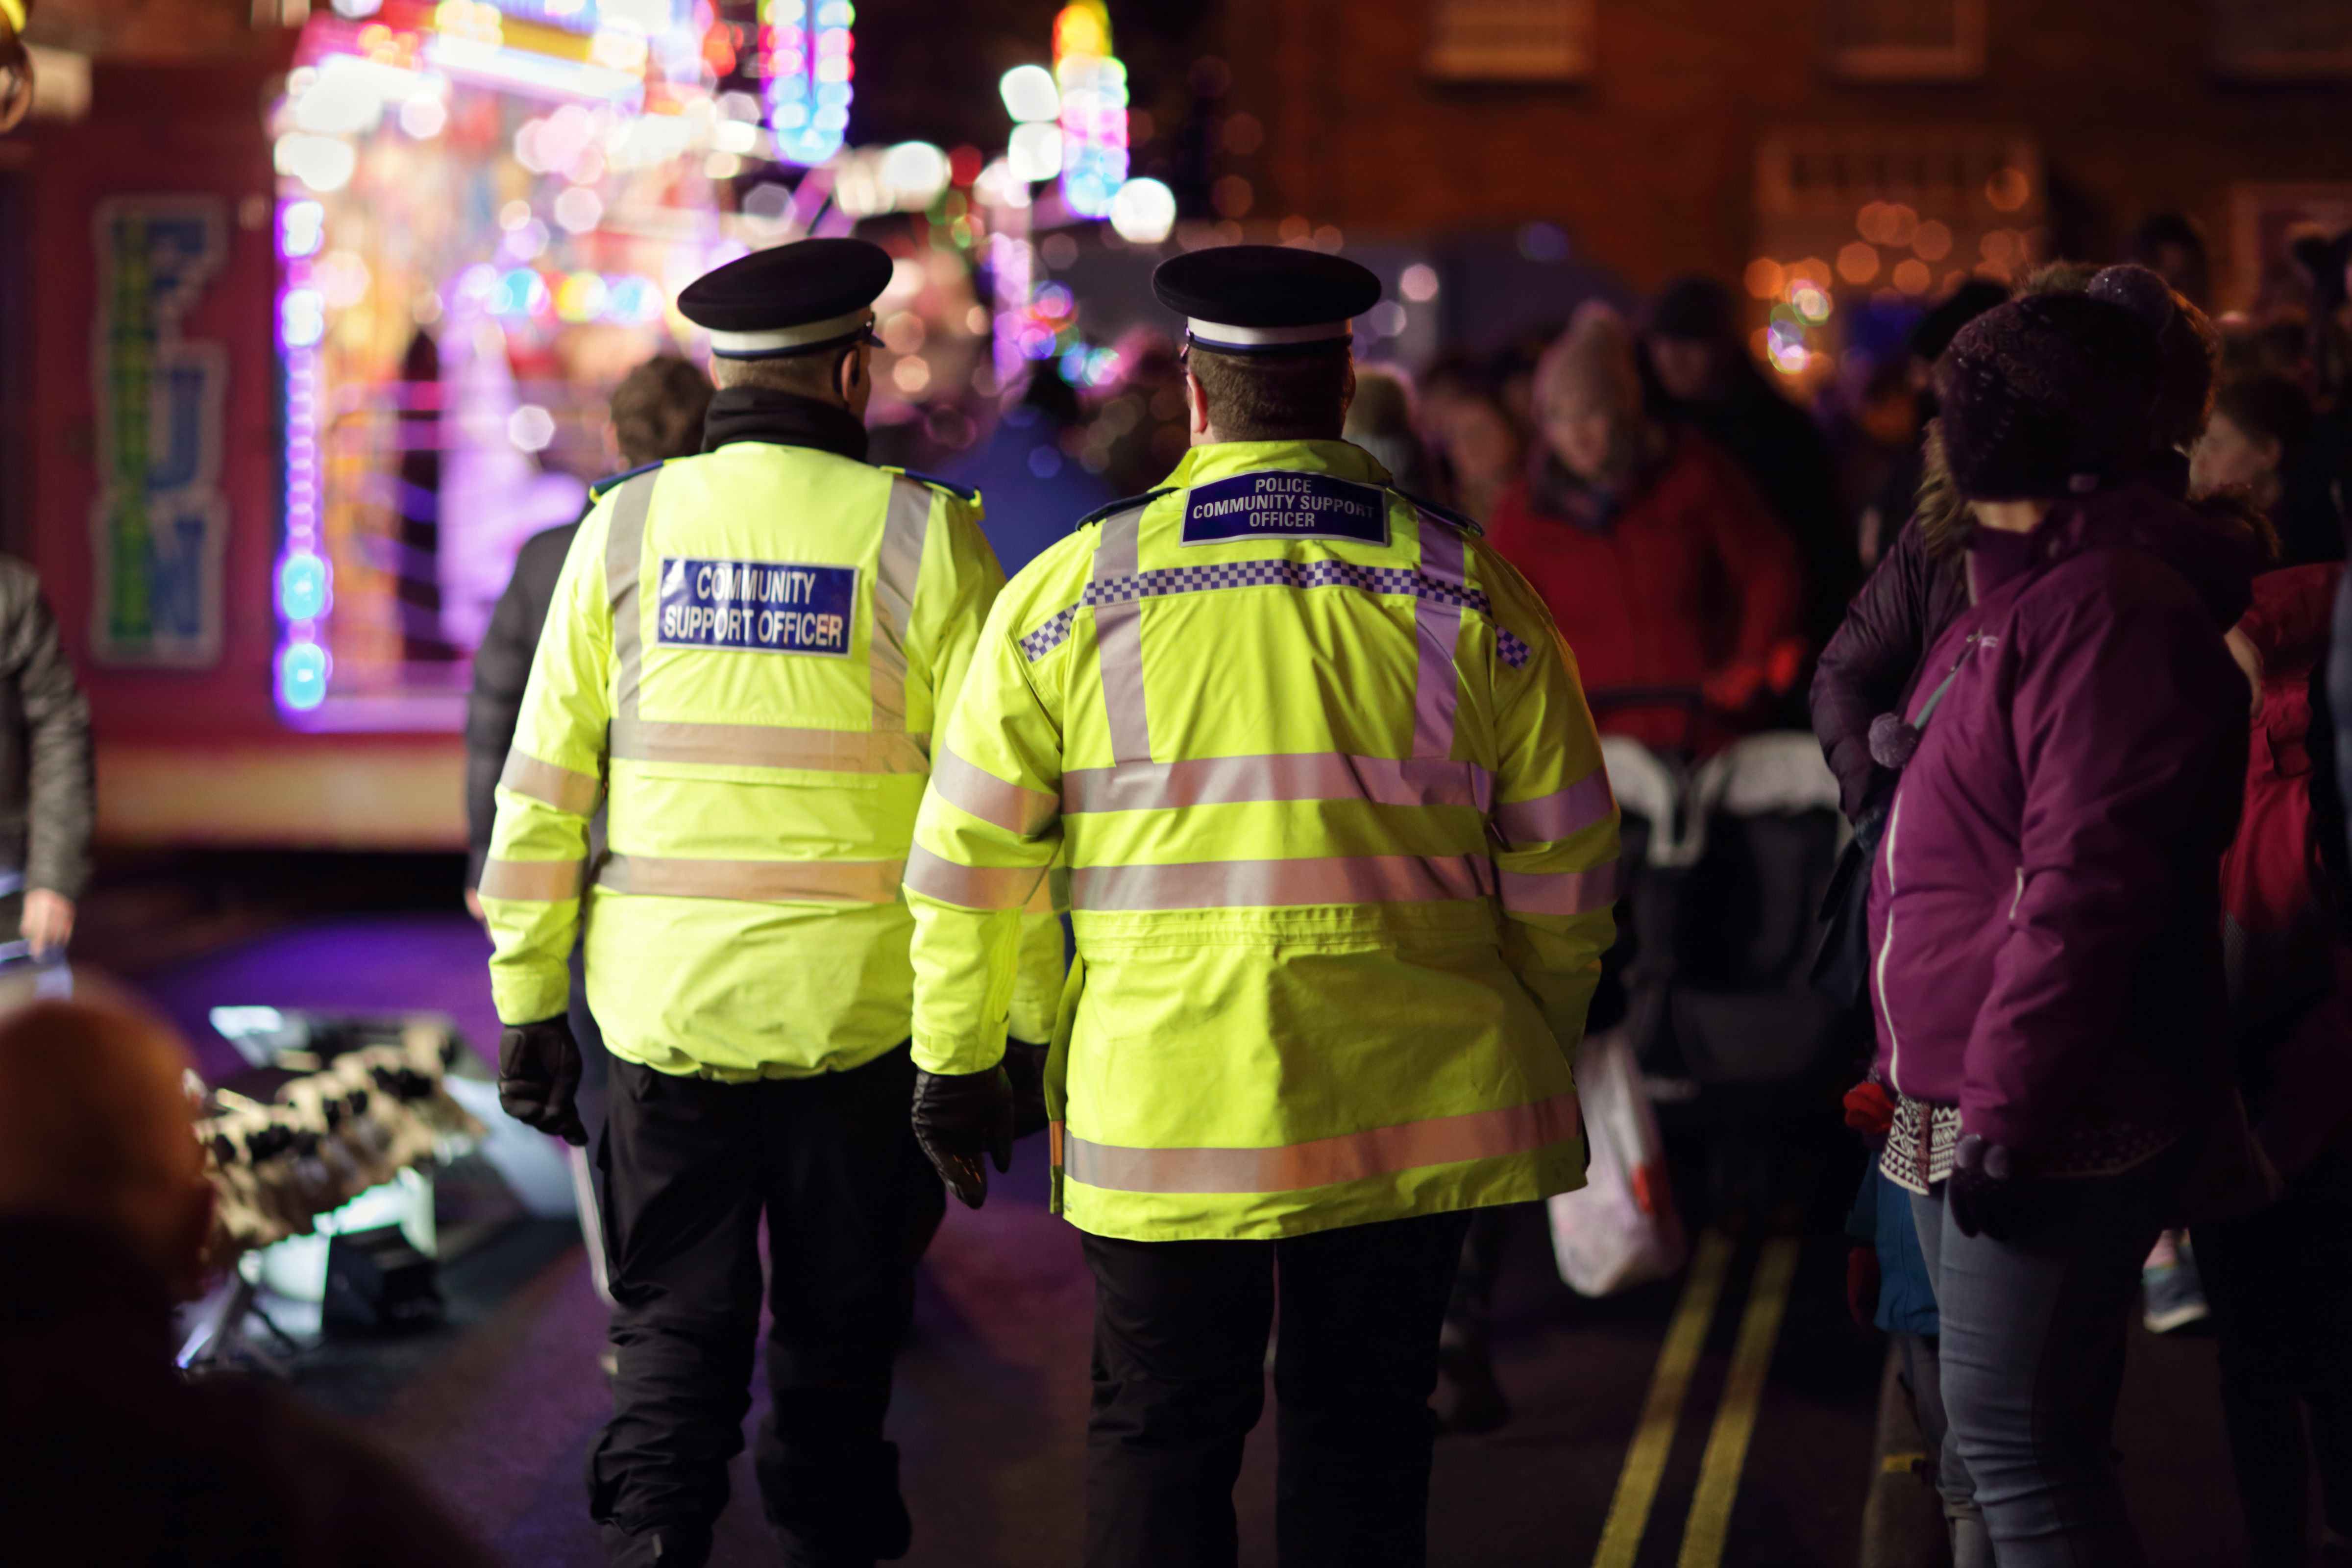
[[1964, 479, 2260, 630], [702, 387, 870, 463], [1158, 438, 1392, 490]]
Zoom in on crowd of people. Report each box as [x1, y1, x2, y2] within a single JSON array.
[[7, 213, 2352, 1568]]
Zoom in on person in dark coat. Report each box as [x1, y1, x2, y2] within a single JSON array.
[[0, 996, 496, 1568], [0, 558, 92, 960], [1642, 274, 1849, 649], [1868, 272, 2260, 1568]]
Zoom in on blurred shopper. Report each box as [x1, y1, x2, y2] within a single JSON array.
[[2197, 563, 2352, 1568], [1642, 275, 1848, 645], [1854, 281, 2009, 571], [1487, 301, 1803, 755], [2195, 373, 2344, 567], [0, 556, 92, 965], [904, 246, 1617, 1568], [2127, 211, 2214, 312], [1095, 329, 1191, 497], [1869, 274, 2258, 1568], [480, 240, 1061, 1568], [1418, 352, 1523, 524], [0, 997, 495, 1566], [1345, 364, 1438, 496], [945, 360, 1114, 578]]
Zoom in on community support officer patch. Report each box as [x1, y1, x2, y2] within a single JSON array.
[[655, 558, 856, 658], [1179, 470, 1390, 547]]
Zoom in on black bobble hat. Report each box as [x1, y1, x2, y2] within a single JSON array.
[[1153, 245, 1382, 354], [1935, 284, 2167, 501], [678, 237, 895, 359]]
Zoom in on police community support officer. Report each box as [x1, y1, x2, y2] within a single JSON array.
[[480, 237, 1063, 1568], [903, 246, 1622, 1567]]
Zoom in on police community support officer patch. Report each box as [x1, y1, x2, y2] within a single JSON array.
[[656, 558, 857, 658], [1178, 470, 1391, 548]]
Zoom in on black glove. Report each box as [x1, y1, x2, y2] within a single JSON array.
[[1004, 1040, 1050, 1140], [911, 1065, 1014, 1209], [498, 1016, 587, 1147], [1946, 1133, 2027, 1241]]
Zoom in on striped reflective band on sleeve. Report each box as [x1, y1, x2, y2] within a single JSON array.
[[1068, 854, 1494, 911], [869, 480, 931, 736], [902, 844, 1050, 910], [1062, 753, 1490, 815], [1492, 770, 1614, 848], [610, 715, 931, 773], [931, 745, 1060, 836], [1496, 860, 1620, 916], [1414, 523, 1466, 760], [1061, 1090, 1581, 1195], [499, 750, 601, 815], [607, 470, 657, 722], [597, 853, 904, 903], [1092, 509, 1152, 765], [479, 858, 586, 901]]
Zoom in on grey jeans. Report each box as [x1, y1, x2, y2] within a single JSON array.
[[1909, 1145, 2186, 1568]]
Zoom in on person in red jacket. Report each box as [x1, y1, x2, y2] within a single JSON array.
[[1485, 301, 1804, 755]]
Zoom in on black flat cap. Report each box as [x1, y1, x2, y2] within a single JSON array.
[[678, 237, 895, 359], [1153, 245, 1382, 353]]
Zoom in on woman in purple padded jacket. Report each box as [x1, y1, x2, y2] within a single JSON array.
[[1866, 271, 2261, 1568]]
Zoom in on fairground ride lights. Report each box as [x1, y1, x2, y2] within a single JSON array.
[[763, 0, 853, 167], [1052, 1, 1126, 219], [276, 193, 332, 712]]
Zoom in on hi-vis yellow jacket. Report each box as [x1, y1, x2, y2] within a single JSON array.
[[483, 442, 1065, 1081], [906, 439, 1619, 1241]]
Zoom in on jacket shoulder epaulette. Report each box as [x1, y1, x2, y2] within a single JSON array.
[[588, 459, 667, 501], [1387, 485, 1484, 538], [885, 467, 982, 504], [1074, 488, 1176, 531]]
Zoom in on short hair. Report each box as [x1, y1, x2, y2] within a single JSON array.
[[710, 346, 858, 402], [610, 355, 713, 466], [1188, 345, 1353, 442]]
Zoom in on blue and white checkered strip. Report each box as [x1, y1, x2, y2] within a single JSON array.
[[1018, 560, 1536, 666]]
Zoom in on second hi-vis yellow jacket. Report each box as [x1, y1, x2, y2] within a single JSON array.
[[906, 439, 1619, 1242], [482, 441, 1064, 1081]]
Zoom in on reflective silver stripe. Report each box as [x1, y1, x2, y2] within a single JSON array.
[[610, 716, 931, 773], [478, 857, 586, 901], [902, 844, 1049, 910], [931, 745, 1059, 836], [598, 852, 903, 903], [1413, 522, 1466, 760], [1026, 868, 1063, 914], [1492, 771, 1614, 848], [1063, 753, 1490, 815], [1068, 854, 1494, 911], [1063, 1090, 1581, 1195], [499, 750, 600, 815], [870, 480, 931, 735], [606, 470, 658, 722], [1093, 510, 1152, 765], [1496, 860, 1620, 916]]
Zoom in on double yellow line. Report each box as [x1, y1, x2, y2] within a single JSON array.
[[1591, 1231, 1804, 1568]]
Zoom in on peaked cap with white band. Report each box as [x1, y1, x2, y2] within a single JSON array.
[[678, 237, 894, 360], [1153, 244, 1382, 355]]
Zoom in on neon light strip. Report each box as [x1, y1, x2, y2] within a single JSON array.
[[762, 0, 852, 167], [1054, 2, 1126, 219], [275, 197, 332, 713]]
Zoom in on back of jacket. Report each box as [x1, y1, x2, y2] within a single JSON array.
[[483, 442, 1062, 1079], [907, 439, 1620, 1242]]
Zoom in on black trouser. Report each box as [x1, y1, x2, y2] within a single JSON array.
[[1081, 1208, 1474, 1568], [2195, 1151, 2352, 1568], [589, 1046, 946, 1566]]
